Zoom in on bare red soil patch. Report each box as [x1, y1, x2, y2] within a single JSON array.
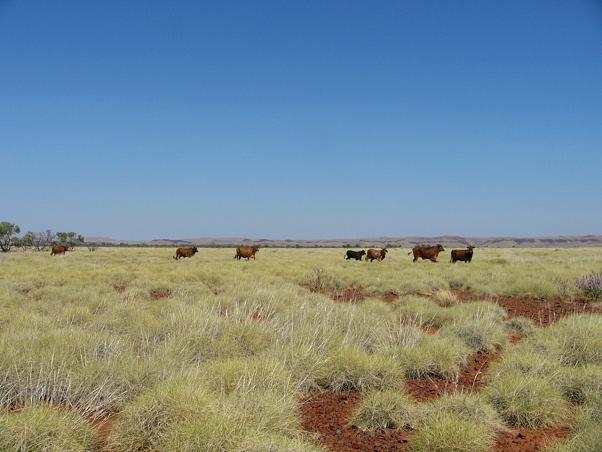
[[379, 291, 399, 303], [494, 424, 570, 452], [450, 290, 602, 325], [420, 325, 440, 335], [89, 414, 117, 450], [509, 335, 522, 344], [406, 351, 500, 401], [149, 288, 172, 300], [329, 287, 366, 303], [305, 286, 366, 303], [305, 285, 401, 304], [300, 391, 412, 451], [112, 284, 126, 293]]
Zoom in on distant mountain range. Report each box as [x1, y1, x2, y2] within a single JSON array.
[[84, 235, 602, 248]]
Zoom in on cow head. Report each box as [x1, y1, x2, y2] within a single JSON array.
[[253, 247, 260, 252], [437, 244, 445, 252], [192, 247, 199, 253], [382, 248, 388, 254], [360, 250, 366, 256], [467, 246, 475, 251]]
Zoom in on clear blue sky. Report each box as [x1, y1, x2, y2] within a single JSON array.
[[2, 1, 601, 240]]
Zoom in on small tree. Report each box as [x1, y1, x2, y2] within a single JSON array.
[[20, 231, 36, 250], [33, 230, 55, 251], [56, 232, 85, 248], [0, 222, 21, 252]]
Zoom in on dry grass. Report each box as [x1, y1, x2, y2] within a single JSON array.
[[0, 247, 601, 449]]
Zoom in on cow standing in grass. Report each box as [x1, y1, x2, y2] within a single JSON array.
[[234, 246, 260, 260], [451, 246, 475, 263], [345, 250, 366, 261], [174, 247, 199, 260], [409, 244, 445, 262], [366, 248, 388, 262], [50, 245, 69, 256]]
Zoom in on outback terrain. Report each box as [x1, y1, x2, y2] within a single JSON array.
[[0, 247, 601, 451]]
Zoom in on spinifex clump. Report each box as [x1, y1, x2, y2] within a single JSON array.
[[576, 272, 602, 300]]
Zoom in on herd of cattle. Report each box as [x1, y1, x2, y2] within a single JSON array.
[[346, 245, 475, 263], [49, 244, 475, 263]]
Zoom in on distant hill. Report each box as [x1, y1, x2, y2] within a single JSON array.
[[84, 235, 602, 248]]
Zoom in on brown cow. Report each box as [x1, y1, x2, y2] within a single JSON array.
[[234, 246, 260, 261], [174, 246, 199, 260], [409, 244, 445, 262], [366, 248, 388, 262], [50, 245, 69, 256], [450, 246, 475, 263]]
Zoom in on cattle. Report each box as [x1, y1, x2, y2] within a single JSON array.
[[234, 246, 260, 261], [50, 245, 69, 256], [345, 250, 366, 261], [173, 246, 199, 260], [409, 244, 445, 262], [450, 246, 475, 263], [366, 248, 388, 262]]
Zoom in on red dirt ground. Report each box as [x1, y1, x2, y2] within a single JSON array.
[[149, 288, 172, 300], [300, 391, 412, 452], [405, 351, 500, 401], [89, 414, 117, 451], [112, 284, 126, 293], [450, 290, 602, 325], [379, 291, 399, 303], [494, 424, 571, 452]]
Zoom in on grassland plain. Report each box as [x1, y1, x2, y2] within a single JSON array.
[[0, 247, 601, 451]]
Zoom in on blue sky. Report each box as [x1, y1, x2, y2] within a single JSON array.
[[1, 1, 601, 240]]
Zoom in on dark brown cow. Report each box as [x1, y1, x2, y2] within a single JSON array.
[[50, 245, 69, 256], [409, 244, 445, 262], [366, 248, 388, 262], [173, 246, 199, 260], [234, 246, 260, 261], [345, 250, 366, 261], [451, 246, 475, 263]]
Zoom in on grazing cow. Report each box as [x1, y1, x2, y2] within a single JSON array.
[[345, 250, 366, 261], [234, 246, 260, 261], [173, 246, 199, 260], [366, 248, 388, 262], [409, 244, 445, 262], [450, 246, 475, 263], [50, 245, 69, 256]]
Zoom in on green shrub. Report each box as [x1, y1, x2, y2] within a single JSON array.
[[447, 302, 507, 323], [558, 365, 602, 404], [420, 393, 505, 433], [410, 411, 494, 452], [504, 316, 535, 337], [523, 314, 602, 366], [315, 346, 404, 392], [393, 334, 469, 379], [484, 371, 568, 427], [348, 390, 419, 431], [485, 349, 563, 383], [108, 378, 215, 451], [548, 413, 602, 452], [393, 297, 451, 328], [0, 405, 97, 452], [440, 317, 507, 353], [195, 356, 296, 397]]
